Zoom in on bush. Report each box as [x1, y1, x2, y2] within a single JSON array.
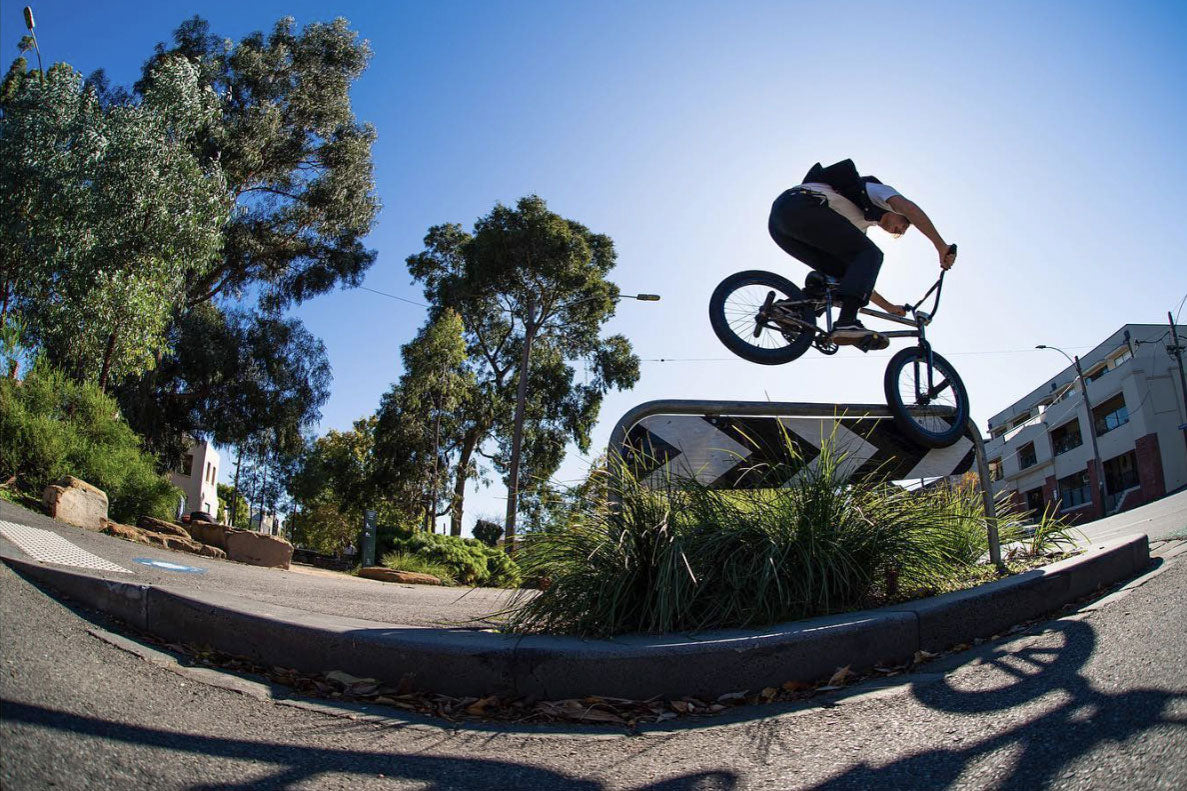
[[473, 518, 503, 547], [508, 437, 1014, 637], [385, 531, 521, 588], [0, 365, 179, 522], [380, 551, 457, 584]]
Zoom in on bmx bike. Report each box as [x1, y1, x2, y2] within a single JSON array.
[[708, 251, 970, 448]]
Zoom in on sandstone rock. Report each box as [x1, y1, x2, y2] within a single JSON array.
[[100, 519, 152, 545], [195, 543, 227, 560], [102, 519, 220, 559], [137, 516, 191, 538], [42, 476, 108, 530], [357, 566, 442, 586], [185, 520, 231, 550], [225, 530, 293, 569]]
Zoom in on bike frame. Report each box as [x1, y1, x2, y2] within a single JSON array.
[[803, 271, 950, 404]]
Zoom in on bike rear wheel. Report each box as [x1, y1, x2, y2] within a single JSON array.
[[883, 347, 970, 448], [708, 270, 816, 365]]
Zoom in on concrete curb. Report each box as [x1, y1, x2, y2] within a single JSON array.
[[1, 533, 1150, 701]]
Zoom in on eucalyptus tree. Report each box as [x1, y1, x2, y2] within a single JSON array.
[[407, 196, 641, 546], [0, 57, 228, 389], [373, 309, 476, 533], [136, 14, 379, 312]]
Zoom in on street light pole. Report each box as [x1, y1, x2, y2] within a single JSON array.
[[502, 293, 660, 554], [1036, 344, 1106, 516], [23, 6, 44, 76]]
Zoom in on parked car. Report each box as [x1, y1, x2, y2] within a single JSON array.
[[187, 510, 216, 524]]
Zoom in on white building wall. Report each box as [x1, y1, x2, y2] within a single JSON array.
[[168, 439, 220, 516], [984, 323, 1186, 517]]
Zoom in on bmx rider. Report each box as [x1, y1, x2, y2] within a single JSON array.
[[767, 159, 958, 345]]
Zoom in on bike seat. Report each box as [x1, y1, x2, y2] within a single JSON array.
[[804, 271, 838, 296]]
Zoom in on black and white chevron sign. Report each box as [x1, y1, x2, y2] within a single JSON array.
[[620, 413, 976, 489]]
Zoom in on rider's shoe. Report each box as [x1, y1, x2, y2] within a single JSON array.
[[856, 332, 891, 352], [830, 320, 877, 345]]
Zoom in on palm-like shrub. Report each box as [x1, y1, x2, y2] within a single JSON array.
[[509, 436, 1011, 637]]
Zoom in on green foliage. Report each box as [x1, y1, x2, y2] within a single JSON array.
[[385, 532, 521, 588], [117, 304, 331, 464], [0, 366, 179, 522], [138, 15, 379, 313], [1, 57, 229, 389], [290, 500, 357, 556], [472, 519, 504, 548], [372, 309, 476, 532], [216, 483, 248, 527], [508, 440, 1014, 637], [380, 551, 457, 585]]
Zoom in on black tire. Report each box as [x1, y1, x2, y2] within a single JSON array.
[[708, 270, 816, 365], [883, 347, 970, 448]]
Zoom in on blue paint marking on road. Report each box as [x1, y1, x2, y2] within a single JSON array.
[[132, 558, 206, 574]]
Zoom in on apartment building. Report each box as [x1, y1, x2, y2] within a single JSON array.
[[168, 438, 220, 517], [984, 323, 1186, 523]]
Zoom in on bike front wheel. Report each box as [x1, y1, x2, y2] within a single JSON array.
[[883, 347, 970, 448], [708, 270, 816, 365]]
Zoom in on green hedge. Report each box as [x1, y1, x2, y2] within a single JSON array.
[[0, 366, 179, 522], [385, 531, 521, 588]]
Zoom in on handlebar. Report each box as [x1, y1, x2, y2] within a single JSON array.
[[908, 244, 956, 322]]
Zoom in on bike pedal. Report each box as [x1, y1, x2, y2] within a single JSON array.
[[856, 333, 890, 353]]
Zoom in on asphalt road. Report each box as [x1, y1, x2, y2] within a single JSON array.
[[3, 537, 1185, 789], [0, 501, 515, 629]]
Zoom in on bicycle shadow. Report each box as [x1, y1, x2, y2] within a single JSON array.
[[1, 699, 739, 791], [803, 618, 1187, 789]]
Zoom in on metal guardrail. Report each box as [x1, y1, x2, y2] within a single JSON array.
[[607, 399, 1002, 568]]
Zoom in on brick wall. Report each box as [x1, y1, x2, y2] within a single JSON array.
[[1135, 432, 1166, 504]]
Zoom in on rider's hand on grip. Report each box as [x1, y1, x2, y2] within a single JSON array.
[[940, 243, 957, 270]]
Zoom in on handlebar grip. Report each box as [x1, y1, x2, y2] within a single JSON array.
[[947, 243, 957, 258]]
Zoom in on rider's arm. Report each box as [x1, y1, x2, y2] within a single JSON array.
[[869, 290, 907, 317], [887, 195, 957, 269]]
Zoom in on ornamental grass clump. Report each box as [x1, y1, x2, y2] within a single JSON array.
[[508, 432, 1006, 637]]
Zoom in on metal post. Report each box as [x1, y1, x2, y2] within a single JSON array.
[[1168, 311, 1187, 453], [1073, 355, 1107, 517], [362, 509, 376, 567], [965, 417, 1003, 570]]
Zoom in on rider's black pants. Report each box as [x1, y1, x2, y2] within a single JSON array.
[[768, 189, 882, 315]]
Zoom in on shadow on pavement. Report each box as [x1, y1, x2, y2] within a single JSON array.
[[1, 699, 738, 791], [803, 619, 1187, 789]]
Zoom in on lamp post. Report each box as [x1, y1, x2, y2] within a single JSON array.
[[23, 6, 44, 76], [503, 293, 660, 554], [1036, 344, 1106, 517]]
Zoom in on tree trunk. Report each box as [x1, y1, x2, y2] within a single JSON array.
[[503, 304, 539, 556], [97, 331, 117, 393], [450, 427, 480, 536]]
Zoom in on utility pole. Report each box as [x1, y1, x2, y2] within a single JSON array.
[[1037, 345, 1106, 516], [1168, 311, 1187, 452]]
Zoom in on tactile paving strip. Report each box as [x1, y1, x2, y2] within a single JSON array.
[[0, 521, 132, 574]]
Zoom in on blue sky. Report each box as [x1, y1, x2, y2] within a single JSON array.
[[6, 1, 1186, 532]]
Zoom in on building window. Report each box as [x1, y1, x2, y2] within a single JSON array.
[[1103, 451, 1140, 494], [1058, 471, 1092, 509], [1019, 442, 1037, 470], [1025, 487, 1045, 516], [989, 458, 1003, 481], [1093, 394, 1129, 436], [1049, 419, 1083, 456], [179, 454, 194, 476], [1085, 364, 1108, 382], [1110, 347, 1132, 368]]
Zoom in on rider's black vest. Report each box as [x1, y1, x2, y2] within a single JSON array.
[[802, 159, 888, 222]]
